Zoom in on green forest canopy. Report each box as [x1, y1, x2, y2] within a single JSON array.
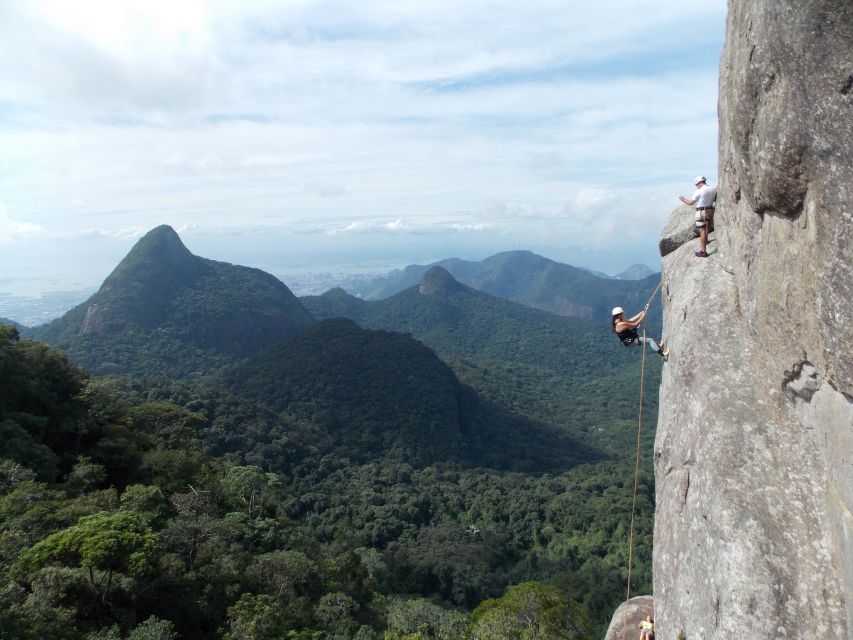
[[1, 300, 655, 639]]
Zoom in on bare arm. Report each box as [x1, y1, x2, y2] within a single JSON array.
[[629, 309, 646, 323], [679, 195, 697, 205], [616, 310, 646, 331]]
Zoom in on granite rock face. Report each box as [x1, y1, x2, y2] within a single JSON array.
[[604, 596, 654, 640], [659, 205, 699, 257], [653, 2, 852, 639]]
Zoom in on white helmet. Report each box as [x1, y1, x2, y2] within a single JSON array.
[[694, 175, 706, 185], [612, 306, 624, 316]]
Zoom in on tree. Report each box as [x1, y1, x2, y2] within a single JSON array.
[[127, 616, 178, 640], [222, 465, 282, 519], [119, 484, 169, 528], [0, 570, 82, 640], [128, 403, 205, 443], [468, 582, 589, 640], [0, 458, 35, 495], [85, 616, 177, 640], [222, 593, 294, 640], [65, 457, 107, 497], [384, 597, 468, 640], [0, 329, 88, 478], [246, 550, 320, 602], [314, 591, 359, 637], [15, 510, 160, 626]]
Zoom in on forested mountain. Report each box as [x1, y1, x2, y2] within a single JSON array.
[[614, 264, 655, 280], [2, 239, 659, 639], [302, 267, 661, 456], [306, 267, 628, 372], [0, 317, 23, 331], [342, 250, 660, 324], [223, 317, 595, 471], [1, 322, 651, 640], [33, 225, 315, 376]]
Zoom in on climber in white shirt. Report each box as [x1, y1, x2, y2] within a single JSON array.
[[678, 175, 717, 258]]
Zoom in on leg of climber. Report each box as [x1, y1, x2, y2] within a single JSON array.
[[697, 223, 709, 257], [638, 336, 669, 359]]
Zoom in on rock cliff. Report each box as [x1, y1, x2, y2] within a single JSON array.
[[653, 1, 852, 639]]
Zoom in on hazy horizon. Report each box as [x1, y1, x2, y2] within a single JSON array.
[[1, 1, 724, 303], [0, 231, 661, 326]]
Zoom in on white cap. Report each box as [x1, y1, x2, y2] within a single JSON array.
[[694, 175, 706, 185], [612, 306, 624, 316]]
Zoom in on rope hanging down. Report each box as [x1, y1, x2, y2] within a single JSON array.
[[642, 278, 665, 313], [621, 275, 665, 639]]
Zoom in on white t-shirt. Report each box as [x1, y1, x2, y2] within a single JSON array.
[[692, 184, 716, 208]]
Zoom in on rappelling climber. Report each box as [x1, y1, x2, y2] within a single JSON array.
[[612, 307, 669, 359], [678, 175, 716, 258], [638, 614, 655, 639]]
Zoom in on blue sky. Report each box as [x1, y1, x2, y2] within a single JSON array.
[[0, 0, 726, 299]]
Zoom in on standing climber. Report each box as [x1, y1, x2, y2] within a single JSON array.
[[638, 615, 655, 639], [612, 307, 669, 359], [678, 175, 716, 258]]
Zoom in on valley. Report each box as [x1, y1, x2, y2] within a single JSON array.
[[1, 227, 660, 639]]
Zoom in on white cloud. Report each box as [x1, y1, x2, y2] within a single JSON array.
[[0, 1, 725, 295], [63, 227, 147, 241], [0, 204, 43, 243], [328, 218, 413, 235], [304, 182, 347, 198], [449, 222, 494, 232], [0, 2, 220, 115], [529, 152, 564, 171]]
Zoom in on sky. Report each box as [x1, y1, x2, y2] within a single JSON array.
[[0, 0, 726, 301]]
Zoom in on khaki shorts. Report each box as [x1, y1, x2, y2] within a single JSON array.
[[695, 207, 714, 228]]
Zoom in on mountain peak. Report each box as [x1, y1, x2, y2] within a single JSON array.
[[419, 266, 464, 295], [98, 224, 202, 298], [614, 264, 655, 280], [74, 225, 206, 335], [122, 225, 194, 263], [35, 224, 316, 370], [99, 224, 200, 295]]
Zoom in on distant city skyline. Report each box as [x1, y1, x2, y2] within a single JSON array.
[[0, 1, 725, 300]]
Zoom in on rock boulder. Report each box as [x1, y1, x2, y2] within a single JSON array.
[[658, 205, 697, 257], [604, 596, 654, 640]]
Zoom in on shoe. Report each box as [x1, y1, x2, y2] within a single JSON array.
[[659, 342, 670, 360], [695, 251, 708, 258]]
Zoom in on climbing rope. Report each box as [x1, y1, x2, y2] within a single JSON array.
[[621, 275, 665, 639], [642, 278, 664, 314]]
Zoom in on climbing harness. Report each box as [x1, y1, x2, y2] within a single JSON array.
[[617, 327, 640, 346], [621, 275, 665, 639]]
